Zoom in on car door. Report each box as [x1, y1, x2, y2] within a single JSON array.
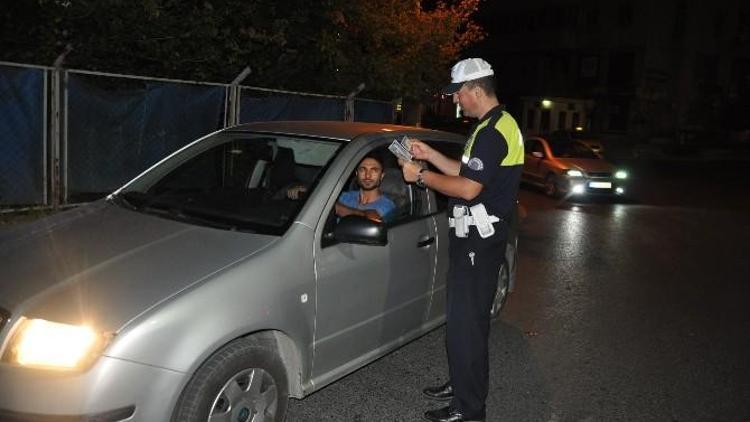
[[311, 141, 436, 384], [422, 140, 464, 322], [524, 137, 546, 183]]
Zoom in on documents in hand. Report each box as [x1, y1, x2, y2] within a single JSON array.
[[388, 136, 413, 162]]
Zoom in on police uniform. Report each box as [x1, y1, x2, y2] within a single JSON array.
[[445, 105, 523, 419]]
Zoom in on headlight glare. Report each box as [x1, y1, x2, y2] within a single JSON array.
[[566, 169, 584, 177], [615, 170, 628, 179], [4, 318, 108, 370]]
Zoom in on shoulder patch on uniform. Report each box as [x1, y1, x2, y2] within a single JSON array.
[[467, 157, 484, 171]]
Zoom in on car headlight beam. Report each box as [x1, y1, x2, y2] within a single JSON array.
[[571, 184, 586, 194], [3, 318, 109, 370], [566, 169, 584, 177], [615, 170, 628, 179]]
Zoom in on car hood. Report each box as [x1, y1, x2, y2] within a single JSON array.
[[557, 158, 614, 173], [0, 201, 277, 332]]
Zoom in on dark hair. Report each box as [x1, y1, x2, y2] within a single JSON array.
[[464, 76, 496, 97], [361, 152, 385, 169]]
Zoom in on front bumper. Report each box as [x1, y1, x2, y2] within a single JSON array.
[[0, 406, 134, 422], [0, 355, 187, 421], [564, 177, 625, 196]]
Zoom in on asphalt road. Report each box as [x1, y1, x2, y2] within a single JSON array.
[[287, 160, 750, 422]]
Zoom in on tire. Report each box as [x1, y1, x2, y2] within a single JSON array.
[[172, 336, 289, 422], [543, 174, 559, 198], [490, 259, 510, 319]]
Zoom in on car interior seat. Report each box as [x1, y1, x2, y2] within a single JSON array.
[[379, 167, 412, 221], [269, 146, 298, 192]]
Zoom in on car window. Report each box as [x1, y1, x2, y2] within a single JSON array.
[[524, 139, 543, 155], [114, 133, 343, 235], [321, 144, 430, 247], [549, 141, 598, 159]]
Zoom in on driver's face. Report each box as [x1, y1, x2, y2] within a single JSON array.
[[356, 158, 384, 191]]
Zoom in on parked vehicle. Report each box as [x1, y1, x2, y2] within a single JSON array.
[[0, 121, 518, 422], [523, 135, 628, 197]]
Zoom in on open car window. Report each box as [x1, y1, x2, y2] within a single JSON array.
[[321, 144, 430, 247], [112, 133, 343, 235]]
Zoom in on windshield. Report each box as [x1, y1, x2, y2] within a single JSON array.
[[549, 141, 599, 159], [111, 132, 344, 235]]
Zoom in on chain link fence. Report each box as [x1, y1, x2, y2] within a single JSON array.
[[0, 61, 395, 210]]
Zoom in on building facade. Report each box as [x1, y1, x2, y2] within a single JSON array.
[[474, 0, 750, 141]]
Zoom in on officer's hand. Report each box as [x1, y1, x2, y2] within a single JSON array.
[[408, 139, 435, 161]]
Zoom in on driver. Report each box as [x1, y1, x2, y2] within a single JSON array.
[[334, 153, 396, 223]]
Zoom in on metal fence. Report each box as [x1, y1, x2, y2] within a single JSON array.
[[0, 61, 395, 209]]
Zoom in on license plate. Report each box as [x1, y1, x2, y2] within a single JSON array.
[[589, 181, 612, 189]]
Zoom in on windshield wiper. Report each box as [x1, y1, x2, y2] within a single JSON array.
[[109, 191, 145, 210], [138, 204, 243, 231]]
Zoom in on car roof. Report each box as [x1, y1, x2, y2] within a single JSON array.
[[227, 120, 464, 142]]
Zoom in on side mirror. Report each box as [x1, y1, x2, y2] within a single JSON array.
[[532, 151, 544, 159], [333, 215, 388, 246]]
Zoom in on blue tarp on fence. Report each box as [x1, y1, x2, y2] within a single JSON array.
[[1, 61, 397, 208], [354, 99, 394, 123], [240, 90, 346, 122], [66, 74, 226, 197], [0, 66, 46, 206]]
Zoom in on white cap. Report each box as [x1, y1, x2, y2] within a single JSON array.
[[441, 58, 494, 94]]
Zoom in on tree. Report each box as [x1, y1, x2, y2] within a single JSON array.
[[0, 0, 483, 99], [325, 0, 484, 99]]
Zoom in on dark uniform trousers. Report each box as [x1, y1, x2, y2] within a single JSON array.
[[446, 222, 508, 419]]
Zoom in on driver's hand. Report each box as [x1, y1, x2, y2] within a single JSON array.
[[287, 185, 307, 200]]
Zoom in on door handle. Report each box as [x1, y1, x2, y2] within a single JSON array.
[[417, 236, 435, 248]]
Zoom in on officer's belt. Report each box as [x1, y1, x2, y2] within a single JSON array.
[[448, 215, 500, 228]]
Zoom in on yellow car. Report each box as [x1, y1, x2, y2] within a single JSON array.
[[522, 135, 628, 198]]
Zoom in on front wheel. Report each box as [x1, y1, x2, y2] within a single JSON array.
[[172, 336, 289, 422], [543, 174, 560, 198], [490, 260, 510, 319]]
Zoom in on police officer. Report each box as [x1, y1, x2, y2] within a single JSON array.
[[400, 58, 523, 422]]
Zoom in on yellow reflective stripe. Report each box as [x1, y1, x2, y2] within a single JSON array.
[[463, 118, 491, 161], [496, 113, 524, 166]]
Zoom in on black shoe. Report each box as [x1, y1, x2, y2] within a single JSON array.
[[422, 381, 454, 401], [423, 405, 485, 422]]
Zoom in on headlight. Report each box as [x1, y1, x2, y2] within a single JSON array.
[[3, 318, 110, 370], [615, 170, 628, 179], [571, 184, 586, 194], [566, 169, 584, 177]]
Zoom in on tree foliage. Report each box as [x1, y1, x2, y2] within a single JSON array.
[[0, 0, 483, 99]]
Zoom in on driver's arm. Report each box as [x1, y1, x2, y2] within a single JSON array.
[[335, 202, 383, 222]]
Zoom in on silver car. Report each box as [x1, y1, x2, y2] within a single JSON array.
[[523, 135, 628, 197], [0, 121, 518, 422]]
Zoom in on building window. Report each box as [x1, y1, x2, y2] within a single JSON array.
[[567, 6, 580, 27], [526, 109, 536, 130], [673, 0, 687, 42], [572, 112, 580, 128], [618, 3, 633, 28], [558, 111, 567, 129], [713, 12, 724, 39], [608, 52, 635, 89], [580, 56, 599, 79], [541, 110, 551, 133], [586, 8, 599, 26]]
